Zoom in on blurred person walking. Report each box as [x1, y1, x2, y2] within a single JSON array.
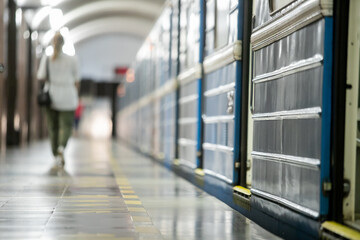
[[37, 32, 80, 174], [74, 99, 84, 136]]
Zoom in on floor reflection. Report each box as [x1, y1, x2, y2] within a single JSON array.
[[0, 101, 280, 239], [77, 97, 112, 139]]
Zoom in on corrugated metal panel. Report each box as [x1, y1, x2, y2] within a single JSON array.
[[251, 0, 331, 218]]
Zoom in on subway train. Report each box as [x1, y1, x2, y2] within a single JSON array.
[[117, 0, 360, 239]]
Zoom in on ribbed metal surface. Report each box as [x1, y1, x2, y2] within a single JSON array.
[[160, 93, 176, 162], [254, 67, 323, 113], [251, 0, 328, 217], [178, 80, 198, 166], [203, 63, 236, 182]]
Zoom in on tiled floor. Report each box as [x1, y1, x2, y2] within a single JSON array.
[[0, 138, 281, 240]]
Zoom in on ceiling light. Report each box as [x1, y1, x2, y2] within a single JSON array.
[[49, 8, 64, 30], [41, 0, 63, 6], [32, 6, 51, 29]]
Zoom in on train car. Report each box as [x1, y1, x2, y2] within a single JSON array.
[[118, 4, 177, 164], [118, 0, 360, 239]]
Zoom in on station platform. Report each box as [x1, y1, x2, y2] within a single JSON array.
[[0, 138, 281, 240]]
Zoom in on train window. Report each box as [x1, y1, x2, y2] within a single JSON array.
[[215, 0, 230, 49], [206, 0, 215, 31], [230, 0, 238, 9], [187, 3, 199, 66], [171, 5, 179, 78], [205, 0, 216, 55], [269, 0, 295, 13], [179, 4, 188, 72], [228, 7, 238, 43], [179, 1, 200, 72]]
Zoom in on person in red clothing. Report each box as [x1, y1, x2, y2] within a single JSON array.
[[74, 100, 84, 133]]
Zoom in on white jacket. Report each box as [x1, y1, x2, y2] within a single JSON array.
[[37, 53, 80, 111]]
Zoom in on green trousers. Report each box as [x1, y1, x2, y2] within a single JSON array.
[[45, 108, 74, 156]]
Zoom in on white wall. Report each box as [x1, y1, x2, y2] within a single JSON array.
[[75, 34, 143, 81]]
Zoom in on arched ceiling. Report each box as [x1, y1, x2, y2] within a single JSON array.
[[16, 0, 166, 81], [17, 0, 165, 44], [69, 17, 155, 44]]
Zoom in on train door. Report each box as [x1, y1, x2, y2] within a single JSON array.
[[177, 0, 200, 169], [343, 0, 360, 230], [251, 0, 333, 226], [202, 0, 242, 184]]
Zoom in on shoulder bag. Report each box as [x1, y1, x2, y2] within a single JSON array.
[[37, 57, 52, 107]]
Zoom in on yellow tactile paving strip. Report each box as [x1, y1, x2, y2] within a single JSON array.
[[36, 154, 163, 240], [57, 234, 135, 240], [110, 157, 162, 237]]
